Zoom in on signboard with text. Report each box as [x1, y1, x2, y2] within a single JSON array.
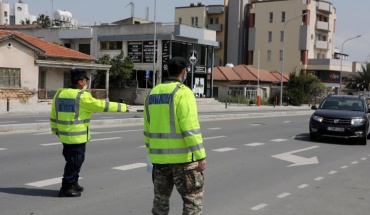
[[128, 41, 157, 63]]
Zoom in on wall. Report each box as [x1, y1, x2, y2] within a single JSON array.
[[0, 38, 38, 106]]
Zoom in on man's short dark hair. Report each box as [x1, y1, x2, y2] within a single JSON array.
[[168, 57, 187, 76]]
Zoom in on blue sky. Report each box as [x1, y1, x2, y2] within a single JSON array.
[[15, 0, 370, 63]]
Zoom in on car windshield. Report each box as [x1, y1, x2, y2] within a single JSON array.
[[320, 98, 364, 111]]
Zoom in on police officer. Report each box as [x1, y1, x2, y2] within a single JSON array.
[[50, 69, 128, 197], [144, 57, 206, 214]]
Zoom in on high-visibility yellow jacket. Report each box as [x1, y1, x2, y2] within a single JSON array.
[[50, 88, 127, 144], [144, 80, 206, 164]]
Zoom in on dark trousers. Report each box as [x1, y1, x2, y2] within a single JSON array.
[[62, 143, 86, 184]]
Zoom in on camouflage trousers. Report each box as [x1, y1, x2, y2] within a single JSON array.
[[151, 161, 204, 215]]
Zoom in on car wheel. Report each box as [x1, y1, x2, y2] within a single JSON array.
[[310, 131, 318, 141]]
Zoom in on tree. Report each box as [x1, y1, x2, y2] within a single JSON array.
[[20, 18, 30, 25], [36, 14, 51, 28], [93, 51, 134, 88], [283, 72, 327, 106], [346, 63, 370, 91]]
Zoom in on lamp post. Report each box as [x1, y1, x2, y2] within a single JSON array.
[[152, 0, 157, 86], [280, 13, 307, 106], [339, 35, 361, 95]]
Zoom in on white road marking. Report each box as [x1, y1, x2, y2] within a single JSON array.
[[251, 203, 268, 211], [361, 158, 367, 161], [251, 123, 262, 126], [298, 184, 309, 189], [283, 121, 292, 123], [41, 137, 122, 146], [99, 117, 115, 119], [0, 121, 18, 124], [271, 146, 320, 167], [33, 132, 51, 135], [294, 135, 306, 139], [245, 143, 265, 146], [0, 148, 7, 151], [139, 145, 146, 148], [35, 120, 49, 122], [270, 139, 287, 142], [203, 136, 226, 140], [40, 142, 61, 146], [212, 147, 236, 152], [277, 193, 291, 198], [26, 177, 82, 188], [314, 177, 324, 181], [351, 161, 358, 164], [91, 129, 143, 134], [208, 127, 221, 130], [340, 166, 348, 169], [112, 163, 146, 171], [329, 171, 337, 174]]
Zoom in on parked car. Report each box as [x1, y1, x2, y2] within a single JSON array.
[[309, 95, 370, 145]]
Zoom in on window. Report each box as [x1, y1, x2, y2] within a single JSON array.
[[209, 18, 213, 24], [267, 50, 272, 61], [268, 31, 272, 42], [281, 11, 285, 22], [0, 68, 21, 88], [280, 50, 283, 61], [269, 12, 273, 23], [280, 31, 284, 42], [4, 11, 8, 17], [215, 17, 219, 24], [100, 41, 122, 50], [191, 17, 198, 26], [178, 17, 182, 24]]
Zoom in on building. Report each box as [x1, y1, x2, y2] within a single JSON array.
[[227, 0, 357, 93], [0, 30, 110, 108], [0, 0, 36, 25], [175, 1, 227, 67], [6, 19, 219, 104]]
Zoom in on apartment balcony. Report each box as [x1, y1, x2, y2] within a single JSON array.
[[316, 20, 331, 32], [59, 28, 93, 39], [308, 58, 352, 73], [315, 40, 329, 50], [316, 1, 334, 14], [207, 24, 222, 32], [206, 5, 224, 14]]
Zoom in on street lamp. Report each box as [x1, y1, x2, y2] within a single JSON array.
[[280, 13, 307, 106], [152, 0, 157, 86], [339, 35, 361, 95]]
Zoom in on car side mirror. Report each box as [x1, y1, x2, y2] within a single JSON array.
[[311, 105, 318, 110]]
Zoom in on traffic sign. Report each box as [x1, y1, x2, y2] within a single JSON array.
[[146, 70, 150, 79]]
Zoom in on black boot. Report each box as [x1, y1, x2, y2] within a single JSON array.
[[72, 181, 84, 192], [58, 182, 81, 197]]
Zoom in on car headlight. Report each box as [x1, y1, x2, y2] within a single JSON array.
[[351, 117, 365, 125], [312, 115, 323, 122]]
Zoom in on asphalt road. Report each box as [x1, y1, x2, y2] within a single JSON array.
[[1, 114, 370, 215]]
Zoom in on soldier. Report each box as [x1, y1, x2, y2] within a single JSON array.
[[144, 57, 207, 214]]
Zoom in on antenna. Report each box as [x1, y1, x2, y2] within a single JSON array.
[[124, 2, 135, 17], [145, 6, 149, 20]]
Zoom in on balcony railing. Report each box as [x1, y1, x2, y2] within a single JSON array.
[[316, 21, 331, 32], [316, 1, 333, 14], [315, 40, 329, 49], [207, 24, 222, 32]]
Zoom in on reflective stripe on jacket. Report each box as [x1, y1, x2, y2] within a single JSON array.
[[50, 88, 127, 144], [143, 81, 206, 164]]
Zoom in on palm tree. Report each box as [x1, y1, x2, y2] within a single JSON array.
[[346, 63, 370, 91], [36, 14, 51, 28], [20, 18, 30, 25]]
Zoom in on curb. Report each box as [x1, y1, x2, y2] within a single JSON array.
[[0, 110, 313, 133]]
